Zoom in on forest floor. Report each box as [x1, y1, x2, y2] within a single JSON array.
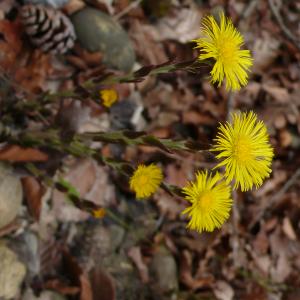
[[0, 0, 300, 300]]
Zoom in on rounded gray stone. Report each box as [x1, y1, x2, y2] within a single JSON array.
[[0, 242, 26, 299], [71, 7, 136, 72]]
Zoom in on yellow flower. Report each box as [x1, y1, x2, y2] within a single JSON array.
[[212, 111, 274, 191], [194, 12, 253, 90], [130, 164, 163, 199], [92, 208, 106, 218], [182, 171, 232, 233], [100, 89, 118, 108]]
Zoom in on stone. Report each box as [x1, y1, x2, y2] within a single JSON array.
[[0, 163, 23, 229], [0, 242, 26, 299], [71, 7, 135, 72], [150, 246, 178, 296]]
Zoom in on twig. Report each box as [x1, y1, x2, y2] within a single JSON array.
[[268, 0, 300, 51], [250, 167, 300, 229], [114, 0, 143, 20]]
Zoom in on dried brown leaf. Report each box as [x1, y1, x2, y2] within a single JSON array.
[[0, 145, 48, 162], [90, 267, 116, 300], [179, 250, 213, 290], [282, 217, 297, 241], [213, 280, 234, 300], [80, 274, 93, 300], [0, 20, 23, 71], [22, 176, 45, 221], [44, 279, 80, 295], [127, 246, 149, 283]]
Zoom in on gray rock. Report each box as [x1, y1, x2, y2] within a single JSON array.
[[71, 7, 135, 72], [150, 246, 178, 297], [0, 163, 23, 229], [0, 242, 26, 299]]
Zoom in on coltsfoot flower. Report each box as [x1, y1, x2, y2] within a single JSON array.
[[100, 89, 118, 108], [130, 164, 163, 199], [182, 171, 232, 233], [212, 111, 274, 191], [194, 12, 252, 90]]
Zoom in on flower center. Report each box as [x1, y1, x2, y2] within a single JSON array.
[[138, 175, 149, 186], [198, 191, 214, 211], [218, 39, 236, 62], [233, 136, 252, 163]]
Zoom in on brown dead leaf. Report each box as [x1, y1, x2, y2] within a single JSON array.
[[282, 217, 297, 241], [269, 226, 292, 283], [0, 19, 23, 71], [130, 20, 168, 65], [153, 190, 185, 220], [90, 267, 116, 300], [254, 169, 287, 198], [213, 280, 234, 300], [0, 145, 48, 162], [128, 246, 149, 283], [262, 84, 290, 103], [182, 110, 215, 126], [273, 113, 287, 129], [22, 176, 45, 221], [44, 279, 80, 295], [157, 8, 202, 43], [179, 250, 213, 290], [14, 50, 53, 94], [279, 129, 292, 147], [252, 228, 269, 255], [80, 274, 93, 300], [252, 31, 281, 72]]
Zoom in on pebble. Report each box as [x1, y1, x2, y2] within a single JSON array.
[[71, 7, 135, 72], [0, 242, 26, 299]]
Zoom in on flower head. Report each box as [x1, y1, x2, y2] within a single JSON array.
[[100, 89, 118, 108], [92, 208, 106, 218], [194, 12, 252, 90], [182, 171, 232, 233], [212, 111, 274, 191], [130, 164, 163, 199]]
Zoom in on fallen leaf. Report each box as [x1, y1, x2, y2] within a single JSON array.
[[0, 20, 23, 71], [44, 279, 79, 295], [90, 267, 116, 300], [80, 274, 93, 300], [252, 31, 281, 72], [14, 50, 53, 94], [153, 190, 185, 220], [0, 145, 48, 162], [179, 250, 213, 290], [22, 177, 45, 221], [128, 246, 149, 283], [213, 280, 234, 300], [282, 217, 297, 241], [130, 20, 168, 65], [157, 8, 202, 43], [262, 84, 290, 103]]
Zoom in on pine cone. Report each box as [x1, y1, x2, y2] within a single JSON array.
[[20, 4, 76, 54]]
